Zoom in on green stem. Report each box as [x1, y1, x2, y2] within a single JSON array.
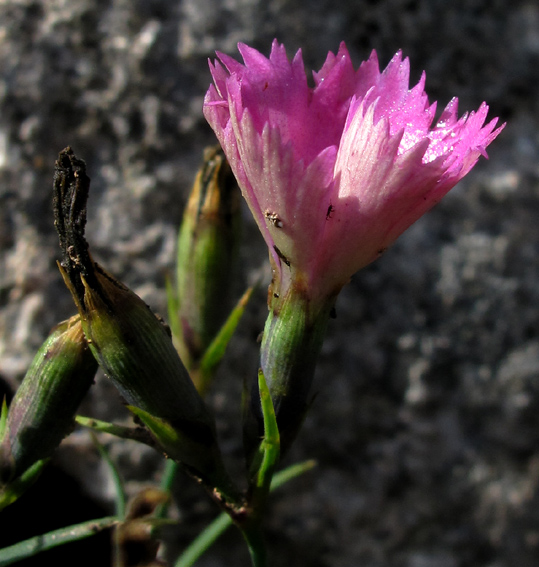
[[242, 524, 267, 567]]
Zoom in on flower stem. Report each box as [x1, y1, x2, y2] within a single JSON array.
[[242, 524, 267, 567]]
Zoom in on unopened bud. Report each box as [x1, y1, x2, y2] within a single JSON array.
[[53, 147, 225, 480], [68, 265, 214, 431], [175, 145, 241, 368], [0, 315, 97, 482]]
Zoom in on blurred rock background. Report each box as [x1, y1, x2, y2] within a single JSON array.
[[0, 0, 537, 566]]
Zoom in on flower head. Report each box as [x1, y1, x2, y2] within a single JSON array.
[[204, 41, 504, 300]]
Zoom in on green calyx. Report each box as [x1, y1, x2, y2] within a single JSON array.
[[0, 315, 97, 483], [245, 280, 336, 459], [74, 266, 213, 428]]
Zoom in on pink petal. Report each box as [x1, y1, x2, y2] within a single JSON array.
[[203, 41, 505, 299]]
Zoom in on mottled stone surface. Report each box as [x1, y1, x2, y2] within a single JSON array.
[[0, 1, 538, 566]]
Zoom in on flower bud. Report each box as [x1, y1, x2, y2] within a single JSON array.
[[53, 147, 227, 480], [0, 316, 97, 482], [174, 145, 241, 369], [67, 265, 215, 432]]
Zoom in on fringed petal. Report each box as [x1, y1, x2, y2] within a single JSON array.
[[203, 40, 505, 300]]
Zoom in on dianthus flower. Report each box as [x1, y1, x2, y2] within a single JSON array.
[[204, 40, 503, 301], [203, 41, 504, 454]]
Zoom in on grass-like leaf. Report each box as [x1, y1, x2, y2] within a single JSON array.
[[0, 459, 48, 512], [198, 285, 255, 390], [0, 516, 118, 566], [90, 432, 126, 520], [0, 397, 8, 441]]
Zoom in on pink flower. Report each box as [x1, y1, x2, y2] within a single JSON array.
[[204, 40, 504, 300]]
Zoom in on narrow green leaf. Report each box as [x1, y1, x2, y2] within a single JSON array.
[[75, 415, 156, 447], [128, 406, 241, 510], [90, 433, 126, 520], [127, 407, 180, 459], [269, 459, 316, 491], [175, 513, 230, 567], [199, 285, 255, 382], [0, 397, 8, 441], [126, 406, 208, 472], [155, 459, 179, 520], [0, 516, 117, 566], [256, 369, 280, 486], [248, 370, 280, 514], [0, 459, 48, 512]]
